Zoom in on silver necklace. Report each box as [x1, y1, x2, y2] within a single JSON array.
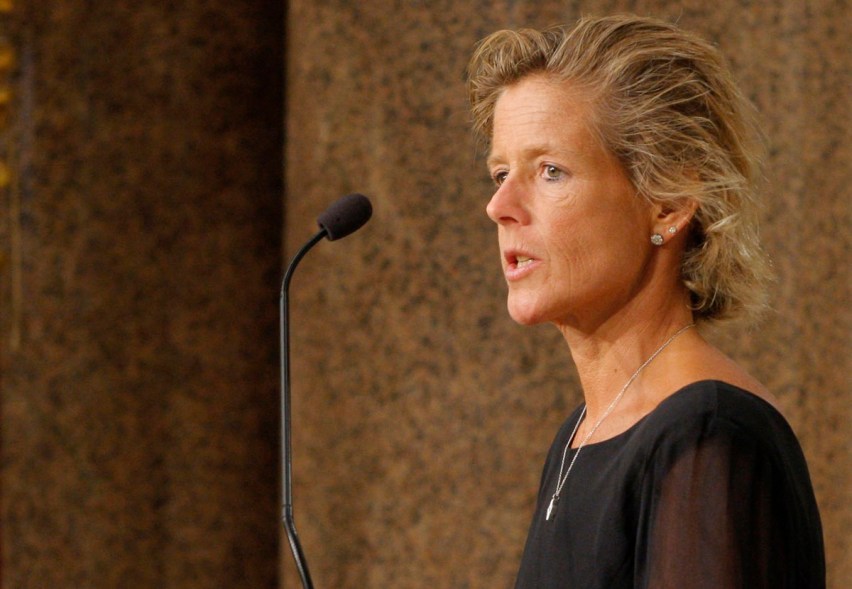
[[545, 323, 695, 521]]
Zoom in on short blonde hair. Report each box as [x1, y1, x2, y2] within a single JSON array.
[[468, 15, 773, 323]]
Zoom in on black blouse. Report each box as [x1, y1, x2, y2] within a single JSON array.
[[514, 380, 825, 589]]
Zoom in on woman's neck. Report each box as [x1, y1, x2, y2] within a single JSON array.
[[555, 294, 696, 424]]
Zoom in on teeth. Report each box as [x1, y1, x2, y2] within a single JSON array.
[[516, 256, 533, 268]]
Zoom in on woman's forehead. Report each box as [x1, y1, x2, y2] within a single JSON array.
[[488, 78, 600, 161]]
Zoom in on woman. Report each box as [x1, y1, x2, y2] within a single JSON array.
[[467, 15, 824, 589]]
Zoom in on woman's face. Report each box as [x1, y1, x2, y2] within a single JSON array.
[[486, 75, 655, 329]]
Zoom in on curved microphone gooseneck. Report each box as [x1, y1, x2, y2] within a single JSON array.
[[281, 193, 372, 589]]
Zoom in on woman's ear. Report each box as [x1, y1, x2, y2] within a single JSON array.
[[649, 199, 698, 246]]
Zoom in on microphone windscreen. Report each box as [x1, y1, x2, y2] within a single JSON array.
[[316, 193, 373, 241]]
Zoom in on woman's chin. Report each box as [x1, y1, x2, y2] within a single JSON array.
[[507, 300, 548, 326]]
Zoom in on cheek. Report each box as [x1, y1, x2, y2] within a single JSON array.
[[547, 211, 641, 288], [570, 192, 649, 262], [546, 211, 592, 265], [551, 235, 592, 278]]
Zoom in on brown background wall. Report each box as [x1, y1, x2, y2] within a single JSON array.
[[1, 2, 283, 587], [0, 1, 848, 588]]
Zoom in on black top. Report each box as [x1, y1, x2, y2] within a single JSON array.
[[514, 380, 825, 589]]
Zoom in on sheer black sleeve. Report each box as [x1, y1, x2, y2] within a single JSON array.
[[634, 396, 825, 589]]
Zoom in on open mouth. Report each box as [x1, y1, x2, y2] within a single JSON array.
[[504, 251, 539, 278]]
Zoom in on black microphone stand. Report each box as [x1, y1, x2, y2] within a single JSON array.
[[279, 192, 371, 589], [280, 228, 326, 589]]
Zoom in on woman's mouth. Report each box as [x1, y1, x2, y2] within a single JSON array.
[[504, 252, 540, 280]]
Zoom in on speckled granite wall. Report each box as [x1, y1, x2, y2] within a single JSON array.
[[284, 1, 849, 588], [1, 2, 283, 588]]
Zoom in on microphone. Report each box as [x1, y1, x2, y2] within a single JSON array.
[[316, 192, 372, 241], [281, 193, 372, 589]]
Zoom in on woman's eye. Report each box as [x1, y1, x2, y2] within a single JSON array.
[[492, 170, 509, 186], [542, 164, 563, 181]]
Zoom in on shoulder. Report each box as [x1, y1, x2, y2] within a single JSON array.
[[629, 383, 825, 587], [631, 380, 803, 464], [646, 379, 790, 433], [628, 380, 819, 515]]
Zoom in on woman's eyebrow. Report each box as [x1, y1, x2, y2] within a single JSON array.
[[487, 144, 581, 169]]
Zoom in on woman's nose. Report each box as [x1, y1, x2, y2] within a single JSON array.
[[486, 177, 528, 225]]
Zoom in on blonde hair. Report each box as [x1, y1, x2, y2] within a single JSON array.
[[468, 15, 773, 323]]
